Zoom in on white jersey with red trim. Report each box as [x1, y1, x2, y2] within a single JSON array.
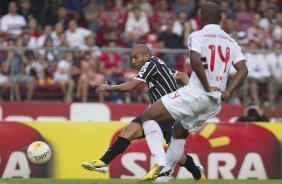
[[187, 24, 245, 91]]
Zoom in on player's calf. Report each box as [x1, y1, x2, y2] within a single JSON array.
[[119, 122, 143, 141]]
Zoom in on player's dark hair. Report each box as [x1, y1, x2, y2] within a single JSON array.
[[201, 2, 221, 24]]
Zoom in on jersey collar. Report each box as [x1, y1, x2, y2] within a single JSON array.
[[203, 24, 221, 29]]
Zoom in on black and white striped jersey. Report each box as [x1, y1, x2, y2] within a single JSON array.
[[134, 56, 178, 103]]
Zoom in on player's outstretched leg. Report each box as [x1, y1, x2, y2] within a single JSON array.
[[142, 120, 167, 164], [196, 166, 207, 182], [179, 154, 206, 181], [82, 122, 143, 173], [153, 154, 206, 182], [170, 122, 206, 182], [140, 164, 172, 181]]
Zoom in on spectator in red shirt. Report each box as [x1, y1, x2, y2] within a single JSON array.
[[99, 40, 125, 102], [151, 0, 174, 33], [98, 0, 123, 31]]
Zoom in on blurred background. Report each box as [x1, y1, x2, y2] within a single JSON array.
[[0, 0, 282, 180]]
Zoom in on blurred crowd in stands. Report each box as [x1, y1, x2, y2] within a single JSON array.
[[0, 0, 281, 108]]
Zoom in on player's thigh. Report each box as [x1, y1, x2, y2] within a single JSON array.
[[120, 122, 143, 141], [142, 99, 174, 122]]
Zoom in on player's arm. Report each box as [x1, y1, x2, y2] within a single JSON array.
[[96, 79, 143, 93], [222, 61, 248, 101], [190, 51, 212, 92], [175, 71, 189, 86]]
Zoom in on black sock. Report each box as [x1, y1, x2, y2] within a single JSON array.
[[183, 154, 201, 179], [100, 136, 130, 164]]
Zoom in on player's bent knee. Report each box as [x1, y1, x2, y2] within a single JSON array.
[[119, 128, 133, 141], [172, 121, 188, 139], [139, 114, 149, 123], [119, 123, 142, 141]]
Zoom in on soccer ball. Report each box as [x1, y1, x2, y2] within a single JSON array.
[[27, 141, 51, 165]]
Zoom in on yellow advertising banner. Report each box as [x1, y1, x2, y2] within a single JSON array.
[[23, 122, 127, 178], [15, 122, 282, 179]]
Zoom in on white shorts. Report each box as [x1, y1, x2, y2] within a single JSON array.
[[162, 86, 221, 133]]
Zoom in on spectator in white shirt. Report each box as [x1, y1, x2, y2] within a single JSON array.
[[37, 36, 58, 85], [245, 40, 271, 105], [266, 41, 282, 107], [51, 21, 64, 47], [124, 6, 150, 47], [54, 52, 74, 103], [80, 34, 102, 59], [172, 11, 188, 37], [65, 19, 92, 48], [0, 1, 27, 36], [259, 7, 275, 31]]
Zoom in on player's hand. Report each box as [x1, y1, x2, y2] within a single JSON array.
[[220, 90, 230, 101], [96, 82, 110, 93]]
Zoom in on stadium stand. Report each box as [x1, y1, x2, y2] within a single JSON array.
[[0, 0, 281, 108]]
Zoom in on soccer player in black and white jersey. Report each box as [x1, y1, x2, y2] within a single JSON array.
[[82, 44, 204, 182]]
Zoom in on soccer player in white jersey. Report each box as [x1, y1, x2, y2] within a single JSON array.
[[140, 2, 248, 181]]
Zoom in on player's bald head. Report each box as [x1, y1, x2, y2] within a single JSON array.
[[131, 44, 151, 56], [200, 2, 221, 25]]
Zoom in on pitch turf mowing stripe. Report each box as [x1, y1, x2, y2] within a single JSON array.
[[0, 179, 281, 184]]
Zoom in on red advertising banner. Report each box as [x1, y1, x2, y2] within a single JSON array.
[[109, 123, 280, 179], [0, 122, 49, 178], [0, 102, 247, 122]]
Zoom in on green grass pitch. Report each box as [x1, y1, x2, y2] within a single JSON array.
[[0, 179, 281, 184]]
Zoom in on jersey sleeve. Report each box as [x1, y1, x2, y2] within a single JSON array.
[[0, 17, 8, 32], [232, 42, 246, 65], [187, 32, 202, 54], [134, 61, 156, 82]]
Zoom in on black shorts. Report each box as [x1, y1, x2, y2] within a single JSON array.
[[131, 114, 174, 144]]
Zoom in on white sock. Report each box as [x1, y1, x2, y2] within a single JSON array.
[[142, 120, 167, 166], [166, 137, 185, 169]]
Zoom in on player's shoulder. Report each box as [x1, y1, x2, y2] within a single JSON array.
[[225, 33, 237, 44], [188, 29, 208, 43], [148, 56, 163, 65], [142, 58, 156, 68], [189, 30, 202, 38], [149, 56, 161, 62]]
